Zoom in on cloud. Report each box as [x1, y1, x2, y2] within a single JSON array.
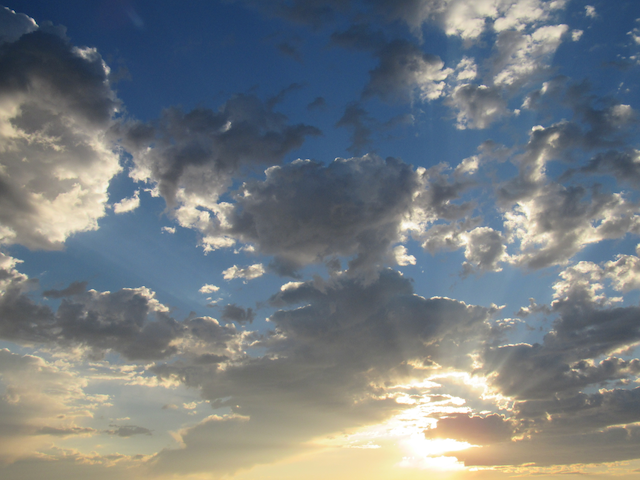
[[42, 281, 88, 298], [198, 284, 220, 294], [307, 96, 326, 110], [0, 6, 37, 44], [222, 264, 265, 281], [150, 268, 499, 475], [490, 25, 569, 88], [0, 254, 243, 361], [335, 102, 374, 154], [448, 84, 509, 129], [112, 190, 140, 214], [104, 425, 152, 437], [369, 0, 569, 41], [457, 424, 640, 467], [481, 253, 640, 403], [220, 304, 255, 324], [0, 349, 106, 462], [122, 94, 321, 207], [425, 413, 514, 445], [213, 155, 422, 276], [332, 26, 451, 102], [0, 24, 122, 249]]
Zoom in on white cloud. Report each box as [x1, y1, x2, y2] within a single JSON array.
[[393, 245, 416, 266], [0, 24, 122, 250], [199, 284, 220, 294], [222, 263, 265, 281], [112, 190, 140, 214], [491, 24, 569, 87]]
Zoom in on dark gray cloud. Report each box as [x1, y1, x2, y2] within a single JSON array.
[[0, 6, 37, 44], [217, 155, 420, 275], [332, 25, 450, 102], [0, 254, 241, 361], [482, 265, 640, 402], [220, 304, 255, 324], [42, 281, 88, 299], [568, 149, 640, 187], [150, 268, 499, 475], [335, 102, 374, 154], [121, 94, 321, 208]]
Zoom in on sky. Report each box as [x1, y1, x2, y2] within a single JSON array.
[[1, 0, 640, 479]]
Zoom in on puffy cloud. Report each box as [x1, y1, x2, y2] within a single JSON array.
[[112, 190, 140, 214], [198, 284, 220, 294], [150, 268, 499, 475], [504, 183, 640, 269], [368, 0, 568, 41], [214, 155, 421, 275], [572, 149, 640, 187], [393, 245, 416, 266], [495, 88, 640, 270], [461, 227, 509, 274], [448, 84, 509, 129], [0, 6, 37, 44], [220, 304, 255, 324], [0, 255, 242, 361], [222, 264, 265, 281], [490, 25, 569, 88], [120, 94, 321, 213], [365, 39, 451, 101], [0, 23, 122, 249], [332, 26, 451, 102], [482, 253, 640, 403]]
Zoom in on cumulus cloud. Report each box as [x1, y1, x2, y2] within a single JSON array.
[[198, 284, 220, 294], [0, 6, 37, 44], [490, 25, 569, 88], [448, 84, 509, 129], [369, 0, 568, 41], [212, 155, 421, 275], [220, 304, 255, 324], [222, 264, 265, 281], [120, 94, 321, 213], [150, 268, 499, 475], [112, 190, 140, 214], [332, 25, 451, 102], [0, 20, 122, 249], [0, 255, 242, 361]]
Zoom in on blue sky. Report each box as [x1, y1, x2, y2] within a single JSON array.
[[1, 1, 640, 479]]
